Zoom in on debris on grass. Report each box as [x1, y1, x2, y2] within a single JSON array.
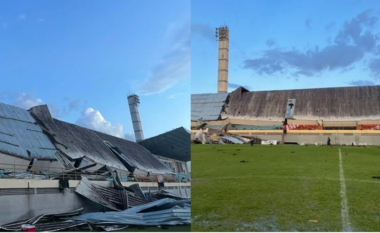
[[308, 220, 318, 223]]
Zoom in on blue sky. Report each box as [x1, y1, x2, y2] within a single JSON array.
[[191, 0, 380, 94], [0, 0, 190, 141]]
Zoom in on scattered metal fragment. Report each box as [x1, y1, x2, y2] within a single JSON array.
[[150, 189, 185, 201], [75, 176, 151, 211], [34, 220, 88, 232], [129, 184, 148, 201], [88, 224, 128, 232], [70, 198, 191, 226], [75, 177, 120, 211], [0, 208, 84, 231]]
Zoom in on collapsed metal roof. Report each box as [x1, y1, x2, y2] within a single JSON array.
[[93, 130, 173, 173], [191, 93, 228, 121], [224, 86, 380, 121], [138, 127, 190, 162], [71, 198, 191, 226], [0, 102, 57, 160], [28, 105, 171, 174]]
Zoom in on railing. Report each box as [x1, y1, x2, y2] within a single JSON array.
[[0, 162, 190, 183], [230, 124, 283, 130]]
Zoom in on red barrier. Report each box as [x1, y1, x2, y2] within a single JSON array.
[[21, 225, 35, 232], [284, 125, 320, 130], [359, 124, 380, 130]]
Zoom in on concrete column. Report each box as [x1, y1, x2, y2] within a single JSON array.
[[217, 27, 229, 93]]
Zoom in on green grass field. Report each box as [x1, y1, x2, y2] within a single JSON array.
[[191, 144, 380, 231]]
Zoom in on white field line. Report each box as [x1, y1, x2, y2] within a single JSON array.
[[339, 148, 352, 232]]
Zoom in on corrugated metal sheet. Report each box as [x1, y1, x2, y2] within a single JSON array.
[[70, 198, 191, 226], [191, 93, 228, 121], [129, 184, 148, 201], [75, 177, 120, 211], [29, 105, 171, 174], [95, 131, 171, 174], [221, 136, 243, 144], [138, 127, 190, 162], [75, 177, 150, 211], [0, 208, 84, 231], [0, 102, 57, 160], [225, 86, 380, 121]]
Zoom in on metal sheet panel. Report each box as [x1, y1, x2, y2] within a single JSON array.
[[138, 127, 190, 162], [221, 136, 243, 144], [70, 198, 191, 226], [225, 85, 380, 121], [0, 102, 57, 160], [29, 105, 171, 174], [191, 93, 228, 121]]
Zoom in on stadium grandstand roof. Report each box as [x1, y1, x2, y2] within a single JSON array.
[[138, 127, 190, 162], [223, 86, 380, 122], [0, 102, 57, 160], [191, 93, 228, 121], [191, 85, 380, 123], [27, 104, 171, 174]]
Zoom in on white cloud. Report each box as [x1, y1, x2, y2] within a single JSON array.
[[167, 92, 184, 99], [75, 108, 136, 140], [76, 108, 124, 138], [19, 14, 26, 20], [138, 22, 190, 95], [6, 92, 83, 118], [124, 133, 136, 142], [7, 92, 59, 118], [11, 93, 44, 109], [0, 92, 135, 140]]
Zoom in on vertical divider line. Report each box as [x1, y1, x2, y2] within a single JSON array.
[[339, 148, 352, 232]]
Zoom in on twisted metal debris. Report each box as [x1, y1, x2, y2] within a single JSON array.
[[70, 198, 191, 226]]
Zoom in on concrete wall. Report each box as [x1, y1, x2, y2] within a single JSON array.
[[0, 179, 190, 225], [193, 130, 380, 145], [285, 133, 380, 145], [236, 132, 380, 145]]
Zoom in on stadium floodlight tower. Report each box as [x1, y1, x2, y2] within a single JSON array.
[[127, 94, 144, 142], [215, 25, 229, 93]]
